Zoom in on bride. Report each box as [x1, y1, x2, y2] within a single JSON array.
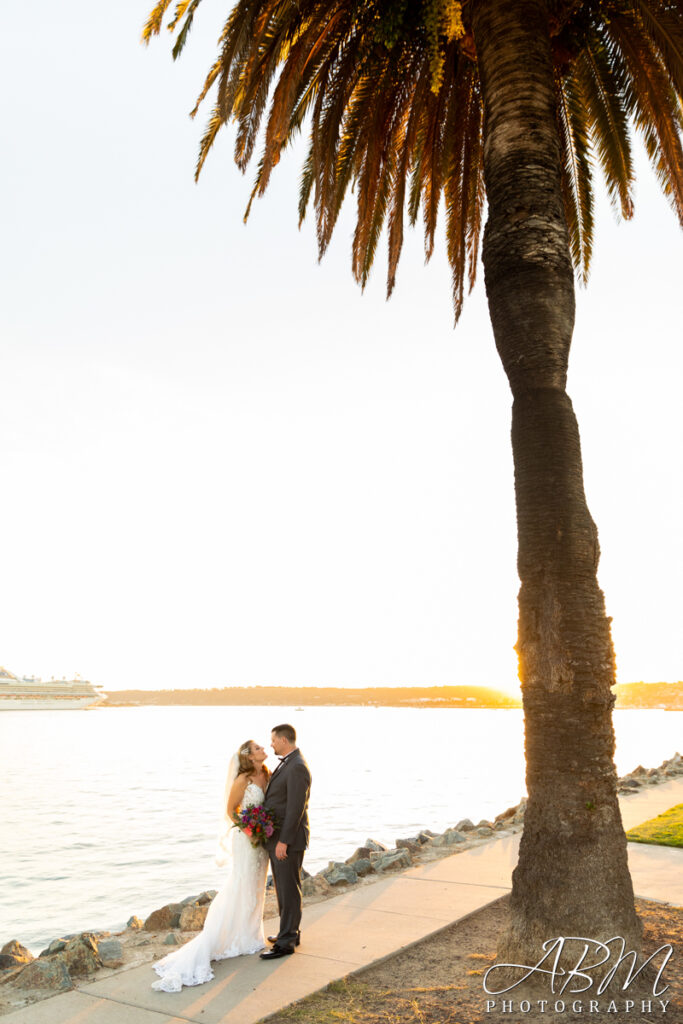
[[152, 740, 270, 992]]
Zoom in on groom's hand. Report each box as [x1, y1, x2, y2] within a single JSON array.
[[275, 841, 288, 861]]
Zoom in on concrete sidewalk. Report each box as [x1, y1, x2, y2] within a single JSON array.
[[4, 778, 682, 1024]]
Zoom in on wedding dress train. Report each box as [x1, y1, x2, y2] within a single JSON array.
[[152, 782, 268, 992]]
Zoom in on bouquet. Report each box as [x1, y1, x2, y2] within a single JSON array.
[[233, 804, 278, 848]]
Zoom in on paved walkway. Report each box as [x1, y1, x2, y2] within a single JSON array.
[[4, 778, 682, 1024]]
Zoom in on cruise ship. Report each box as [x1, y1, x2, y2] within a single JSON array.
[[0, 667, 106, 710]]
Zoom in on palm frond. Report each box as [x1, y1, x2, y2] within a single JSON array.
[[168, 0, 193, 32], [606, 11, 683, 226], [387, 56, 432, 297], [145, 0, 683, 322], [298, 142, 316, 226], [555, 68, 594, 283], [443, 59, 485, 321], [190, 56, 223, 118], [462, 81, 485, 302], [421, 67, 451, 261], [352, 60, 399, 286], [574, 38, 634, 220], [170, 0, 205, 61], [314, 40, 371, 256], [232, 5, 297, 170], [142, 0, 175, 43], [634, 0, 683, 96], [195, 103, 225, 181], [257, 10, 344, 191]]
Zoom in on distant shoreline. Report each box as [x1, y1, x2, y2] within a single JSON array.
[[100, 681, 683, 711]]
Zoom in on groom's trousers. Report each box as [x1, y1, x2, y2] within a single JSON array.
[[269, 847, 305, 949]]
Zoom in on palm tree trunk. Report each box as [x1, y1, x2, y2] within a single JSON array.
[[471, 0, 641, 961]]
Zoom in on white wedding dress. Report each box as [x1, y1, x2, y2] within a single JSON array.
[[152, 782, 269, 992]]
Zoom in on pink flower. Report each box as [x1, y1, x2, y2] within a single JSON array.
[[265, 824, 274, 837], [244, 826, 253, 837]]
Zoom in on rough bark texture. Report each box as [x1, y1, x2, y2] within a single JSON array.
[[471, 0, 641, 962]]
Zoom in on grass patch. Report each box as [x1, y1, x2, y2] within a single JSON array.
[[627, 803, 683, 848]]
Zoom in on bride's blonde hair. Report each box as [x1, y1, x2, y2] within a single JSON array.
[[236, 740, 270, 781]]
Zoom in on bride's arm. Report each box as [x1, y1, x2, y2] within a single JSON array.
[[227, 774, 249, 819]]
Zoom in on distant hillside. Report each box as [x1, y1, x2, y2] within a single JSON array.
[[102, 685, 521, 708], [101, 681, 683, 709], [613, 681, 683, 710]]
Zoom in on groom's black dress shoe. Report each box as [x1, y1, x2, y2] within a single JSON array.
[[260, 945, 295, 959], [267, 933, 300, 946]]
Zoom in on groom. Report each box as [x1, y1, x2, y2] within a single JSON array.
[[260, 723, 312, 959]]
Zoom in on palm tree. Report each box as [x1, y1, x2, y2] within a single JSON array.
[[144, 0, 683, 961]]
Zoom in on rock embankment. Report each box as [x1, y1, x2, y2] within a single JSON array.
[[617, 752, 683, 792], [301, 753, 682, 893], [1, 752, 680, 1017]]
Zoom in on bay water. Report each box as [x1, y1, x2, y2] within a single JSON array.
[[1, 705, 680, 952]]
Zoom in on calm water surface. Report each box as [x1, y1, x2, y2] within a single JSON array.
[[1, 705, 680, 951]]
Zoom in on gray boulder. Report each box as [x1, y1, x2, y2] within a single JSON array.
[[98, 939, 124, 968], [454, 818, 475, 832], [1, 958, 73, 992], [303, 874, 331, 896], [58, 934, 101, 977], [163, 933, 180, 945], [364, 838, 388, 852], [373, 849, 411, 872], [180, 891, 216, 905], [417, 830, 437, 843], [324, 862, 358, 886], [352, 858, 375, 877], [432, 829, 467, 847], [475, 826, 494, 837], [346, 846, 375, 864], [301, 876, 318, 896], [39, 938, 67, 958], [396, 837, 421, 852]]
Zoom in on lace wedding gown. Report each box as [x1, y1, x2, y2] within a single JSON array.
[[152, 782, 269, 992]]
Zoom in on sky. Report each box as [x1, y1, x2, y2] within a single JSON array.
[[1, 1, 681, 693]]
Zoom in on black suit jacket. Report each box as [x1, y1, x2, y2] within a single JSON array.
[[264, 748, 311, 852]]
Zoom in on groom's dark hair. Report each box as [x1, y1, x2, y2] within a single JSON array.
[[272, 723, 296, 744]]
